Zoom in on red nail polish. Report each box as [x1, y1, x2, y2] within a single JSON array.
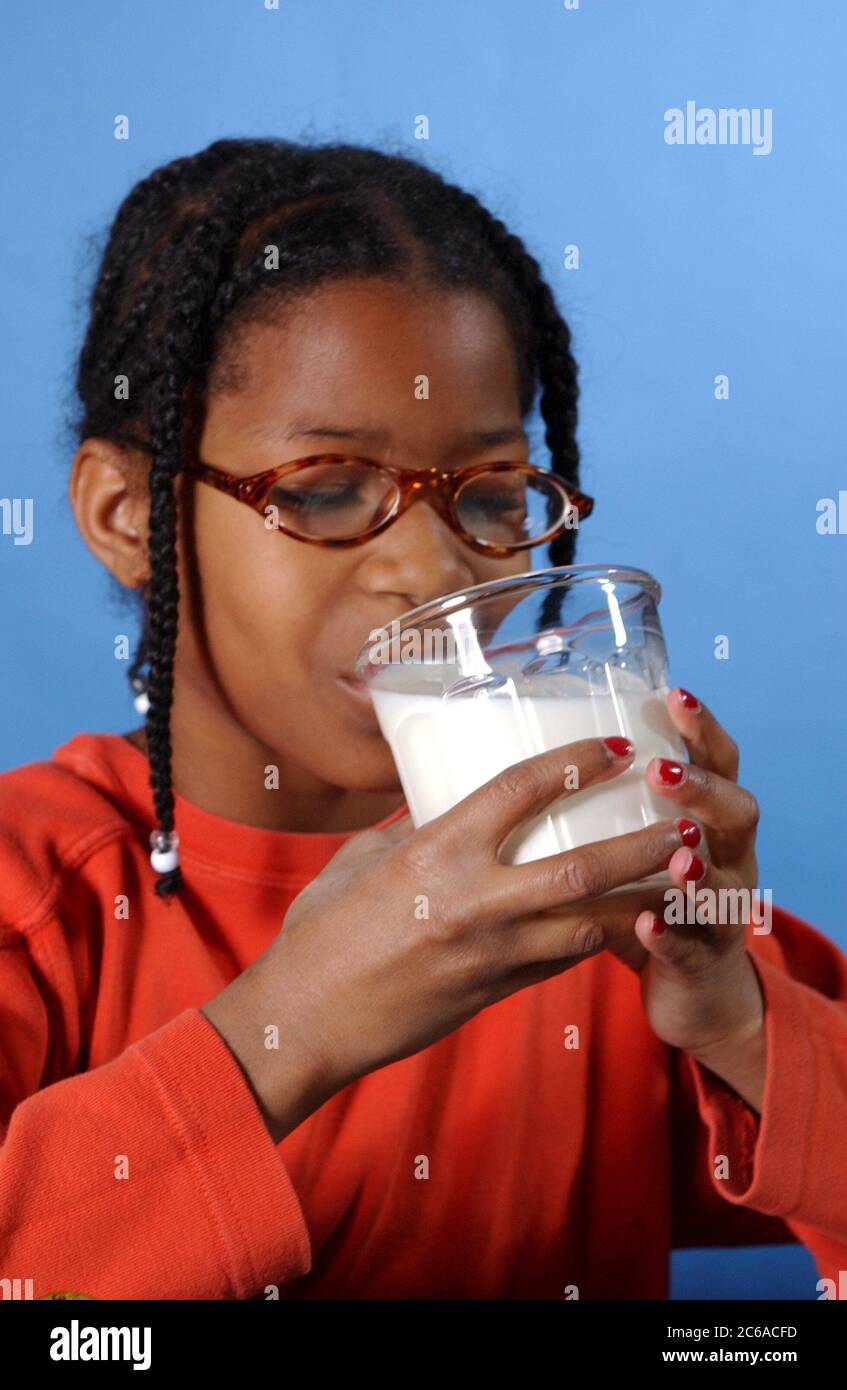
[[650, 915, 665, 936], [682, 853, 706, 883], [676, 818, 701, 848], [604, 736, 634, 759], [677, 688, 702, 712], [656, 759, 685, 786]]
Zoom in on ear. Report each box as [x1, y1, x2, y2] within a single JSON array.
[[69, 438, 151, 588]]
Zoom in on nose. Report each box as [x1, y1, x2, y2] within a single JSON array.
[[355, 488, 476, 609]]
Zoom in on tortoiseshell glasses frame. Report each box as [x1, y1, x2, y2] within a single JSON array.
[[114, 435, 595, 558]]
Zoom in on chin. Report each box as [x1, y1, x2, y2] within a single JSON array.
[[307, 701, 402, 792], [330, 736, 403, 793]]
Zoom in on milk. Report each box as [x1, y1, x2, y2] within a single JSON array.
[[371, 669, 701, 893]]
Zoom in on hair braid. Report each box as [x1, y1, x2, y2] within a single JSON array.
[[138, 167, 341, 897], [436, 187, 581, 628], [439, 189, 580, 483], [142, 204, 255, 896]]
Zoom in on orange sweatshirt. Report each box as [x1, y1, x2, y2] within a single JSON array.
[[0, 731, 845, 1300]]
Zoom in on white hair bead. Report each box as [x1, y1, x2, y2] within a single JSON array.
[[149, 829, 180, 875], [133, 690, 150, 715]]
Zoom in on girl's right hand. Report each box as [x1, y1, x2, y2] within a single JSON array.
[[244, 737, 688, 1107]]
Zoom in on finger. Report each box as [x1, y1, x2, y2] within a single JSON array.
[[487, 815, 695, 921], [427, 736, 636, 859], [634, 851, 750, 972], [665, 687, 739, 781], [634, 906, 707, 975], [504, 882, 671, 972], [644, 759, 759, 861]]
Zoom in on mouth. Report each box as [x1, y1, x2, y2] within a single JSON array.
[[337, 673, 374, 707]]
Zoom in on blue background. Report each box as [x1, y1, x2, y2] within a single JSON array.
[[2, 0, 843, 1299]]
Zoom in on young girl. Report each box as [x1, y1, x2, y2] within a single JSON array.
[[1, 137, 845, 1301]]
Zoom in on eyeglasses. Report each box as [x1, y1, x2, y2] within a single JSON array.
[[115, 437, 594, 556]]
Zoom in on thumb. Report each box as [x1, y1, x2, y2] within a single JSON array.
[[634, 909, 701, 974]]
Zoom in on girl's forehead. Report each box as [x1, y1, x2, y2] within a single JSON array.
[[212, 283, 522, 421], [226, 279, 518, 367], [201, 283, 525, 455]]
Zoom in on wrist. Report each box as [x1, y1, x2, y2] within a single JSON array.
[[687, 1008, 766, 1114], [690, 1000, 764, 1063], [202, 964, 339, 1144]]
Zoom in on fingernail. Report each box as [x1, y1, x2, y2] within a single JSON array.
[[655, 758, 685, 786], [604, 736, 634, 759], [636, 909, 664, 936], [680, 851, 706, 883], [677, 688, 702, 712], [676, 818, 701, 848]]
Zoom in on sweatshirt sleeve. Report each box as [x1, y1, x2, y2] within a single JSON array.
[[0, 924, 312, 1299], [670, 905, 847, 1286]]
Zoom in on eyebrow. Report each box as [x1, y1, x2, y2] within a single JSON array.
[[257, 422, 528, 448]]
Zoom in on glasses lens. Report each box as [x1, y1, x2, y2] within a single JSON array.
[[455, 467, 571, 547], [267, 459, 397, 540]]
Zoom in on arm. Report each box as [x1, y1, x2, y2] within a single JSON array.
[[0, 923, 313, 1299], [671, 904, 847, 1279], [684, 1010, 766, 1114]]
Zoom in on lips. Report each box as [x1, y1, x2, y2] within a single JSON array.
[[338, 673, 374, 706]]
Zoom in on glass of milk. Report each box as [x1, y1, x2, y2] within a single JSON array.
[[354, 563, 708, 893]]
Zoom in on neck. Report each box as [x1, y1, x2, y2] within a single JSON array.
[[122, 714, 405, 835]]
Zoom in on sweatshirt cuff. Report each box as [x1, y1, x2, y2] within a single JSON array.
[[131, 1007, 312, 1298], [682, 952, 816, 1217]]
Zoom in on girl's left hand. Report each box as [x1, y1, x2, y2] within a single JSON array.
[[616, 687, 766, 1062]]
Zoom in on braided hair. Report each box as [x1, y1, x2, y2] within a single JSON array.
[[73, 137, 583, 899]]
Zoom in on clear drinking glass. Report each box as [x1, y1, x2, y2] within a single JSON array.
[[354, 562, 708, 892]]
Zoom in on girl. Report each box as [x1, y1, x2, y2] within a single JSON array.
[[1, 137, 845, 1301]]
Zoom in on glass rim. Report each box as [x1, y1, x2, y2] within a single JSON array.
[[380, 562, 660, 627], [354, 563, 661, 666]]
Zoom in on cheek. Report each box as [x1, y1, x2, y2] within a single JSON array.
[[181, 496, 331, 703], [482, 547, 536, 583], [470, 551, 536, 588]]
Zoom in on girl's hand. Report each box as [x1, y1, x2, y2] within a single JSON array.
[[234, 736, 695, 1108], [628, 687, 766, 1061]]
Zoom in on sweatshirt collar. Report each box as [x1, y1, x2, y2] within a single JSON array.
[[52, 732, 409, 884]]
